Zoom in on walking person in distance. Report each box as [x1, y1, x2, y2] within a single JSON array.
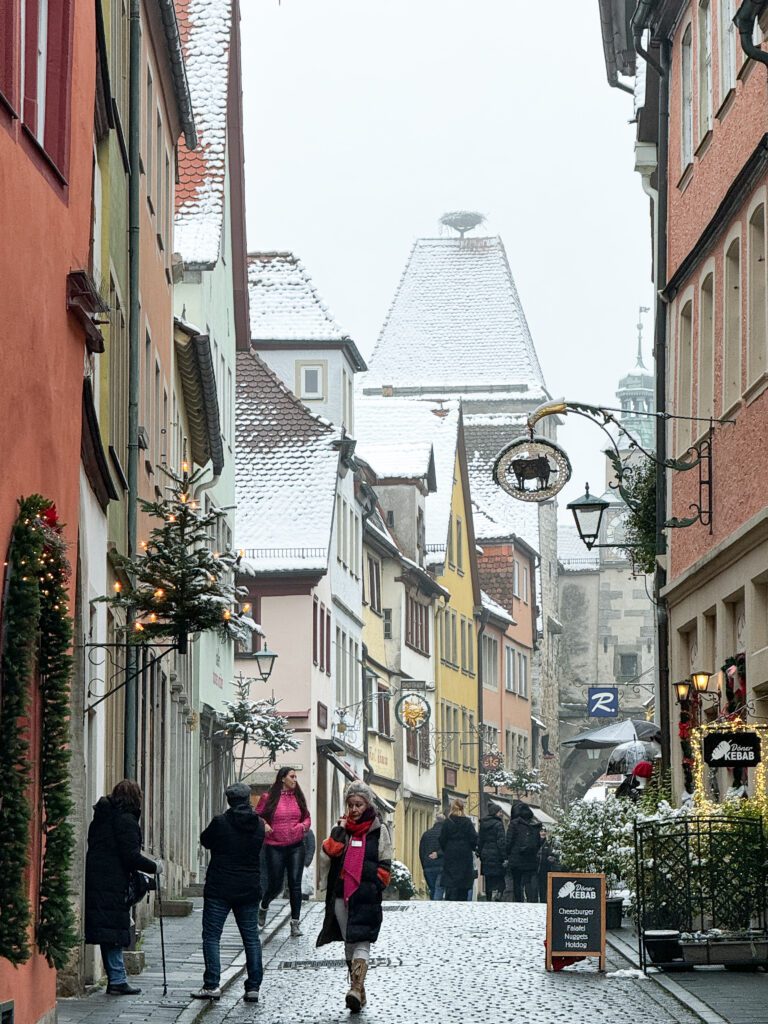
[[439, 798, 478, 901], [316, 781, 392, 1014], [191, 782, 265, 1003], [418, 812, 445, 900], [256, 767, 311, 937], [505, 800, 542, 902], [477, 801, 506, 902], [84, 780, 161, 995]]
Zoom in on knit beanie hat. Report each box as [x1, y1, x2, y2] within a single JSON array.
[[487, 802, 502, 816], [632, 760, 654, 780], [225, 782, 252, 806], [344, 780, 376, 808]]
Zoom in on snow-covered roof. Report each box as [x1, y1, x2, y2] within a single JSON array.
[[174, 0, 232, 267], [361, 439, 434, 481], [248, 252, 344, 342], [235, 350, 340, 573], [481, 589, 514, 626], [361, 236, 547, 398], [557, 523, 599, 570], [463, 416, 540, 554], [355, 396, 460, 565]]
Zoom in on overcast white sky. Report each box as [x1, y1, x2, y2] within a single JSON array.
[[240, 0, 655, 521]]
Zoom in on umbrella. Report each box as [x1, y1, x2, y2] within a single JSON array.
[[561, 718, 661, 750], [606, 739, 660, 773]]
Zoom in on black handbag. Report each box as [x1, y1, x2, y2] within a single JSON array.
[[125, 870, 156, 908]]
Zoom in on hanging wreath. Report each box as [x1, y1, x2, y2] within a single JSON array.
[[0, 496, 77, 968]]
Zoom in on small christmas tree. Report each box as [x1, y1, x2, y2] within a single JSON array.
[[482, 762, 547, 798], [104, 464, 254, 653], [219, 674, 299, 778]]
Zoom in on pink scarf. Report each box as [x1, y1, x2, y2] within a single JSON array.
[[341, 814, 374, 904]]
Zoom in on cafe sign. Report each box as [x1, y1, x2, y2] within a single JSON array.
[[703, 731, 761, 768]]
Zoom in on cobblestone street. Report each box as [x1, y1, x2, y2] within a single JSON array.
[[204, 902, 700, 1024]]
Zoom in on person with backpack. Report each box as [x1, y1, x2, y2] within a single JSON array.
[[504, 801, 542, 902], [418, 813, 445, 900], [84, 780, 161, 995], [191, 782, 266, 1003], [477, 802, 506, 901]]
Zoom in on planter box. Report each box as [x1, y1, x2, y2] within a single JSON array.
[[643, 930, 682, 966], [681, 939, 768, 965]]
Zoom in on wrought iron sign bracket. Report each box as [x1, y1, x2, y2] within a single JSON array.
[[79, 641, 178, 716]]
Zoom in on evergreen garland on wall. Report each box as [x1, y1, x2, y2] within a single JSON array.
[[0, 496, 77, 968]]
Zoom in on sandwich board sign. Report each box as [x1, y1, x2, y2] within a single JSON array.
[[546, 872, 606, 972]]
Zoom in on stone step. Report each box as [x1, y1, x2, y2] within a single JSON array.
[[182, 883, 205, 897], [155, 898, 193, 917]]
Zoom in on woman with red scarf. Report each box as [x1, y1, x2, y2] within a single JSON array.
[[316, 781, 392, 1013]]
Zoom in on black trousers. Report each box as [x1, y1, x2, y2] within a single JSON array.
[[261, 841, 304, 920], [508, 868, 537, 903], [444, 886, 471, 901]]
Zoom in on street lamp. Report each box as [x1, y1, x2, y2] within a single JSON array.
[[673, 680, 692, 703], [567, 484, 610, 550], [690, 670, 712, 693], [253, 644, 278, 683]]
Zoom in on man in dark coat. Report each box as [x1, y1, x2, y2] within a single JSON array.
[[477, 802, 506, 901], [191, 782, 266, 1003], [418, 813, 445, 900], [504, 801, 542, 902], [439, 800, 477, 901], [84, 780, 160, 995]]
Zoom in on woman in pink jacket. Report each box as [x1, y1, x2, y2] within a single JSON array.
[[255, 767, 311, 936]]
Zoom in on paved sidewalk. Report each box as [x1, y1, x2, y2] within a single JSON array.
[[57, 898, 291, 1024], [607, 925, 768, 1024]]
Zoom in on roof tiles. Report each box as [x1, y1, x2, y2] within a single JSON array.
[[248, 252, 347, 342]]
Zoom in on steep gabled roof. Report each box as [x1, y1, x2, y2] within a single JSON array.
[[355, 396, 460, 565], [362, 235, 547, 398], [235, 349, 339, 573], [174, 0, 232, 266]]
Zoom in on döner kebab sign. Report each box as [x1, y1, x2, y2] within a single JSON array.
[[703, 731, 761, 768]]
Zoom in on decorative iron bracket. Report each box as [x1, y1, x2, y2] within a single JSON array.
[[79, 641, 178, 716]]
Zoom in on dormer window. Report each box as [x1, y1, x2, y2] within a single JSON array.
[[297, 362, 325, 400]]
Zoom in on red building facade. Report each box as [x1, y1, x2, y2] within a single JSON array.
[[0, 1, 96, 1021]]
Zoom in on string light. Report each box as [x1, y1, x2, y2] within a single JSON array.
[[141, 540, 148, 551], [223, 609, 231, 621], [691, 718, 768, 812], [242, 603, 252, 614], [113, 581, 122, 593], [154, 588, 165, 599], [149, 613, 158, 623], [182, 461, 189, 474], [134, 622, 145, 632]]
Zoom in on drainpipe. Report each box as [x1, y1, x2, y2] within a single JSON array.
[[632, 0, 671, 774], [735, 1, 768, 68], [124, 0, 142, 780]]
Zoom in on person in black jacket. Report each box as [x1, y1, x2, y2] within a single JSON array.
[[477, 802, 506, 901], [536, 827, 561, 903], [439, 798, 478, 901], [418, 813, 445, 900], [84, 780, 160, 996], [191, 782, 266, 1003], [504, 801, 542, 902]]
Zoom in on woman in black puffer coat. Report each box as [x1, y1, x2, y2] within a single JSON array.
[[439, 798, 478, 901], [84, 780, 160, 995], [504, 801, 541, 903], [477, 802, 506, 901]]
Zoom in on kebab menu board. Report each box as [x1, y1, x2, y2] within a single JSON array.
[[546, 872, 606, 971]]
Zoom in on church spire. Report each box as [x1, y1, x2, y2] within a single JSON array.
[[636, 305, 650, 368]]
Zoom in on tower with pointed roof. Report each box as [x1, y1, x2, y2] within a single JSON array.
[[616, 307, 655, 452], [361, 216, 563, 808]]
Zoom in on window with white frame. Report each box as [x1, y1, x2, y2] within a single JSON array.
[[698, 0, 712, 139], [482, 634, 499, 689], [505, 645, 516, 693], [724, 237, 742, 410], [677, 299, 693, 452], [512, 559, 520, 597], [383, 608, 392, 640], [699, 273, 715, 422], [366, 555, 381, 612], [456, 518, 464, 572], [720, 0, 737, 98], [682, 24, 693, 169], [505, 728, 515, 768], [517, 652, 528, 698], [522, 566, 529, 603], [299, 363, 324, 400]]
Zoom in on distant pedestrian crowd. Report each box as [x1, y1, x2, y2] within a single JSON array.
[[419, 799, 559, 904]]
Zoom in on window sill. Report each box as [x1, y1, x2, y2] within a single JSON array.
[[716, 88, 736, 121], [677, 162, 694, 193], [368, 729, 395, 744], [21, 125, 68, 187], [743, 371, 768, 407], [694, 129, 713, 160], [721, 396, 742, 422], [738, 55, 759, 84], [406, 755, 419, 765], [147, 194, 155, 216], [0, 88, 19, 120], [405, 640, 429, 657]]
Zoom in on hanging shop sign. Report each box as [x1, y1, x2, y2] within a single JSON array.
[[703, 731, 761, 768], [588, 687, 619, 718], [493, 435, 572, 503], [394, 693, 431, 730], [546, 872, 606, 972], [481, 751, 503, 772]]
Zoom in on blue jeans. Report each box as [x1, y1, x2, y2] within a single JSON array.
[[262, 841, 304, 920], [203, 898, 263, 993], [423, 866, 444, 900], [100, 944, 127, 985]]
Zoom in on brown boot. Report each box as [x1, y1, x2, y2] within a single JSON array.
[[345, 958, 368, 1014]]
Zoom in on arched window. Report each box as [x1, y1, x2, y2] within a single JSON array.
[[724, 237, 742, 410], [678, 300, 694, 452], [748, 204, 767, 384], [699, 273, 714, 421]]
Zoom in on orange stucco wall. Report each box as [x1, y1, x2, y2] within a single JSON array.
[[0, 1, 95, 1019]]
